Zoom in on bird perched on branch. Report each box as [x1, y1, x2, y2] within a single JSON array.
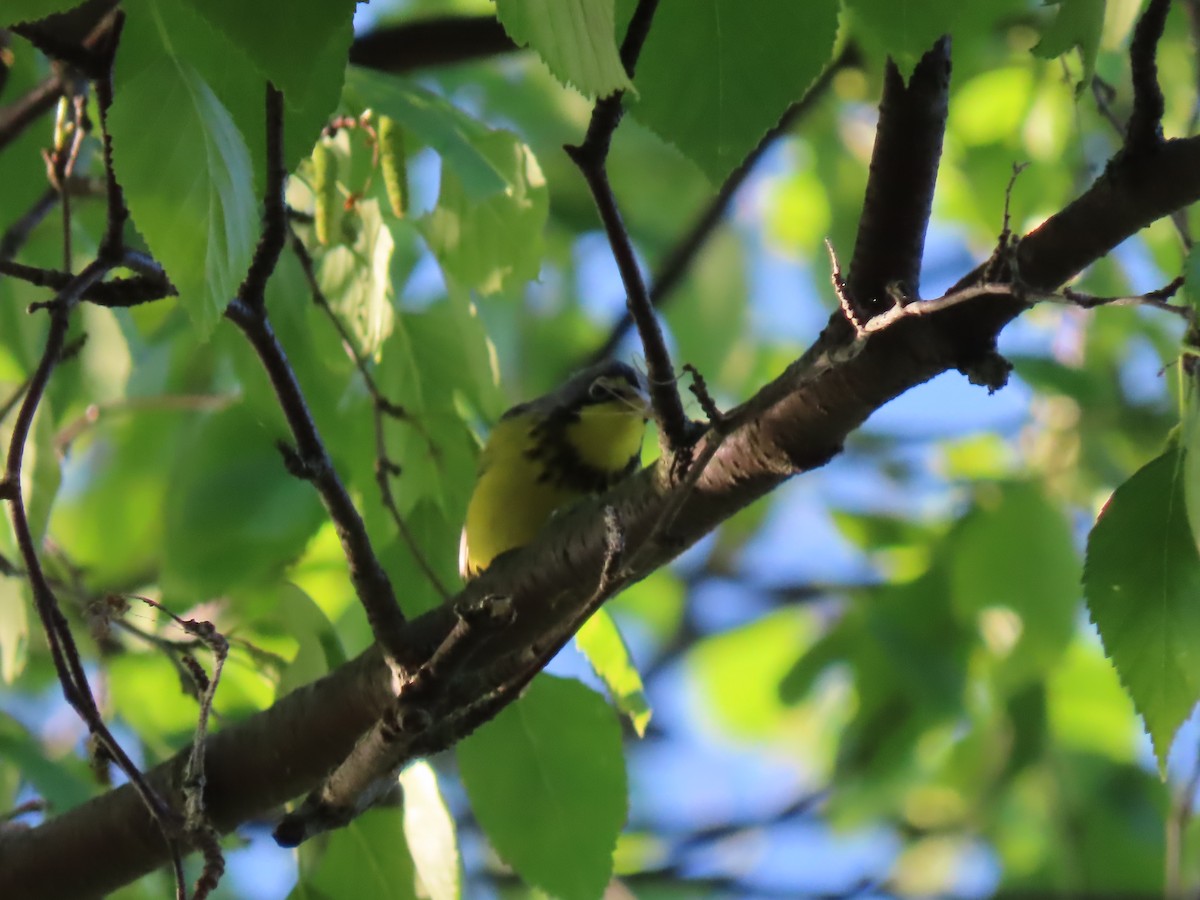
[[459, 360, 652, 579]]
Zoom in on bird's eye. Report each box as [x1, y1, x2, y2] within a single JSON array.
[[588, 380, 611, 400]]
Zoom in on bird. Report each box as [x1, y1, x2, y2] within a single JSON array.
[[459, 359, 652, 580]]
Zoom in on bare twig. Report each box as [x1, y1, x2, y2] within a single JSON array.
[[0, 255, 186, 891], [225, 85, 410, 666], [288, 231, 449, 601], [564, 0, 693, 455], [0, 188, 59, 262], [0, 72, 64, 154], [132, 597, 227, 899], [587, 49, 854, 364], [1124, 0, 1170, 159]]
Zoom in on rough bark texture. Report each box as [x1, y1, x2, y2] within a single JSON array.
[[5, 23, 1200, 899]]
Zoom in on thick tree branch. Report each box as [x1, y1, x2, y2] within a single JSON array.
[[10, 117, 1200, 897], [847, 38, 950, 316]]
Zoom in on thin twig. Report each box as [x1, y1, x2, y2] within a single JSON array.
[[0, 188, 59, 262], [0, 255, 186, 883], [132, 596, 227, 900], [565, 0, 692, 453], [0, 72, 64, 154], [225, 84, 410, 666], [588, 48, 853, 364], [289, 231, 449, 601]]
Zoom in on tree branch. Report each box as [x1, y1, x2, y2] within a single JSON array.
[[587, 47, 856, 365], [847, 38, 950, 317], [225, 85, 411, 666], [566, 0, 693, 454], [349, 15, 518, 73], [12, 113, 1200, 896]]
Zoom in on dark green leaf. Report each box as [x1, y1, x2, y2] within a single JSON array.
[[162, 405, 325, 600], [109, 0, 258, 336], [457, 675, 626, 900], [627, 0, 839, 182]]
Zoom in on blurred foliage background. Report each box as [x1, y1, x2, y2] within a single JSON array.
[[2, 0, 1200, 897]]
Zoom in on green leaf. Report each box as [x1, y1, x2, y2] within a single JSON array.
[[1184, 243, 1200, 315], [949, 482, 1079, 686], [1083, 447, 1200, 769], [496, 0, 634, 98], [400, 761, 461, 900], [844, 0, 959, 78], [292, 808, 418, 900], [318, 199, 396, 359], [108, 653, 204, 745], [1184, 384, 1200, 553], [162, 405, 325, 600], [50, 409, 189, 587], [0, 713, 94, 811], [0, 1, 85, 26], [110, 0, 258, 336], [576, 608, 653, 736], [627, 0, 839, 182], [689, 608, 816, 738], [1047, 637, 1140, 762], [176, 0, 355, 106], [1033, 0, 1107, 91], [457, 675, 627, 900], [175, 0, 352, 167], [269, 584, 346, 696], [0, 576, 28, 684], [344, 70, 509, 200], [420, 132, 548, 295]]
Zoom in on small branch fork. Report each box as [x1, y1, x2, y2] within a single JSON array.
[[224, 85, 413, 668], [130, 597, 228, 900], [0, 30, 190, 898], [587, 48, 855, 365], [564, 0, 692, 455]]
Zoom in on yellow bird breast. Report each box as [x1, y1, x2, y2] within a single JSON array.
[[459, 400, 647, 579]]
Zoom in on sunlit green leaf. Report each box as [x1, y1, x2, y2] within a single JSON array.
[[0, 576, 28, 684], [457, 675, 626, 900], [400, 761, 461, 900], [344, 70, 509, 200], [1084, 447, 1200, 769], [497, 0, 633, 98], [420, 133, 548, 295], [292, 807, 418, 900], [690, 608, 816, 738], [319, 199, 396, 359], [576, 608, 652, 736]]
